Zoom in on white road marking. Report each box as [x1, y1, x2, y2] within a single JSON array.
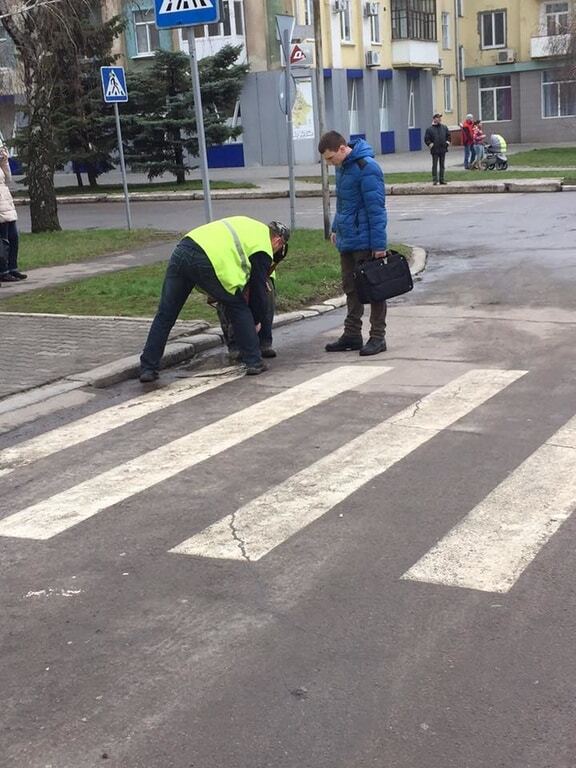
[[0, 366, 389, 540], [0, 369, 244, 478], [171, 368, 526, 562], [402, 415, 576, 593]]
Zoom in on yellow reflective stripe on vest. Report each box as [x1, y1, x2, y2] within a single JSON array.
[[221, 219, 250, 281]]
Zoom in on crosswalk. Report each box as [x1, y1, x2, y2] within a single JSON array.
[[1, 363, 575, 595]]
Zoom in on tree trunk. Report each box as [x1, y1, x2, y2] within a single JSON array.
[[27, 93, 61, 232], [86, 163, 99, 188]]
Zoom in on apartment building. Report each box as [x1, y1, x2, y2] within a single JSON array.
[[462, 0, 575, 142]]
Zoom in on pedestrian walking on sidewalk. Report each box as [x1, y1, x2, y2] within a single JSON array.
[[0, 144, 27, 286], [139, 216, 290, 382], [424, 113, 451, 186], [318, 130, 388, 357]]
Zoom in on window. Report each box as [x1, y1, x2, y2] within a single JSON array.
[[303, 0, 313, 25], [441, 11, 451, 48], [480, 10, 506, 48], [545, 2, 569, 35], [192, 0, 244, 39], [340, 1, 352, 42], [379, 79, 390, 130], [370, 5, 381, 43], [456, 0, 464, 17], [479, 75, 512, 121], [134, 9, 160, 55], [443, 75, 452, 112], [391, 0, 437, 42], [542, 68, 576, 117]]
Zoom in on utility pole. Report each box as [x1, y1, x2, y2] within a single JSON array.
[[312, 0, 331, 239]]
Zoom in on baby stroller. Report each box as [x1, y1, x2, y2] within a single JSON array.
[[482, 133, 508, 171]]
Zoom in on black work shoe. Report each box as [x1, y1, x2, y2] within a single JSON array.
[[139, 369, 159, 383], [359, 337, 387, 356], [245, 362, 268, 376], [260, 346, 277, 358], [0, 273, 18, 282], [10, 270, 27, 280], [440, 181, 448, 185], [325, 335, 363, 352]]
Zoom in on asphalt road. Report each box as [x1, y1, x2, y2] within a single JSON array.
[[2, 192, 576, 768]]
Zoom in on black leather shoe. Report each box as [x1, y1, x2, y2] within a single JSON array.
[[245, 362, 268, 376], [139, 370, 159, 383], [0, 273, 19, 282], [440, 181, 448, 185], [260, 346, 277, 358], [325, 335, 363, 352], [359, 337, 386, 356], [10, 270, 27, 280]]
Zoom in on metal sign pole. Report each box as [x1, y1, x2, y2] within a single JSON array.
[[283, 29, 296, 232], [113, 102, 132, 231], [187, 28, 213, 223]]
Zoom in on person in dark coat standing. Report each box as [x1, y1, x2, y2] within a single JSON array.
[[424, 113, 451, 186], [318, 130, 388, 356]]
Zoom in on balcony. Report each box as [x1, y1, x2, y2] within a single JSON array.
[[392, 40, 440, 67], [531, 34, 570, 58], [391, 0, 438, 67]]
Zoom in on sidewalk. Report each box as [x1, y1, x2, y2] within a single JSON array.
[[12, 141, 574, 205]]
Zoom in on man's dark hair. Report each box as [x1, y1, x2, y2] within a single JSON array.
[[318, 130, 347, 154]]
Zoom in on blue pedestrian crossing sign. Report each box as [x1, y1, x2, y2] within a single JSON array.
[[154, 0, 219, 29], [100, 66, 128, 104]]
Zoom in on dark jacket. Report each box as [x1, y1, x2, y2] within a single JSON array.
[[424, 123, 451, 155], [331, 138, 387, 253]]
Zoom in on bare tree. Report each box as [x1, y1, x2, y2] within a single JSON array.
[[0, 0, 116, 231]]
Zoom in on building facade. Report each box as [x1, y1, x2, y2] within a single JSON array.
[[1, 0, 574, 165]]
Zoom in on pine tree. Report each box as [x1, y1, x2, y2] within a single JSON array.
[[123, 45, 248, 184]]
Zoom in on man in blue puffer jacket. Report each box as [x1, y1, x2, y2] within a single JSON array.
[[318, 131, 388, 355]]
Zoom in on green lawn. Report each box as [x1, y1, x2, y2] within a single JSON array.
[[297, 168, 574, 185], [13, 179, 257, 198], [508, 147, 576, 167], [2, 231, 408, 319], [18, 229, 174, 270]]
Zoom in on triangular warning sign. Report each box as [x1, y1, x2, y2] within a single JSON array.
[[106, 71, 126, 98], [290, 44, 306, 64]]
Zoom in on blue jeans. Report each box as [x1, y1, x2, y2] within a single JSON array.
[[140, 238, 262, 372], [464, 144, 472, 169], [0, 220, 19, 273]]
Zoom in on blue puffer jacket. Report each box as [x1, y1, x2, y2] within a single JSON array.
[[332, 139, 387, 253]]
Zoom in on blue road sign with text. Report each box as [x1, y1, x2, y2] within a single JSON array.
[[154, 0, 219, 29], [100, 67, 128, 103]]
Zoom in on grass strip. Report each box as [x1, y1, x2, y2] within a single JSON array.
[[506, 147, 576, 167], [18, 229, 174, 270], [297, 169, 575, 185], [13, 180, 256, 198], [1, 231, 408, 321]]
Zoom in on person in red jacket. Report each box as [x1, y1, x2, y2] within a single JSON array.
[[460, 113, 475, 170]]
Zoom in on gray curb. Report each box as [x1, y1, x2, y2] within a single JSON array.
[[12, 179, 569, 206], [0, 246, 426, 415]]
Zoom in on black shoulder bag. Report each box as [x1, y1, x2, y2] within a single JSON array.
[[353, 250, 413, 304]]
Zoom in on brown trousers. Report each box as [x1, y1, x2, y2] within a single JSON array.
[[340, 250, 387, 340]]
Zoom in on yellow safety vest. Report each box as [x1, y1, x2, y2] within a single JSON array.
[[186, 216, 273, 295]]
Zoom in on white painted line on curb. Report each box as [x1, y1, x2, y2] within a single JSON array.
[[0, 370, 244, 477], [402, 414, 576, 593], [0, 366, 390, 540], [171, 369, 526, 562]]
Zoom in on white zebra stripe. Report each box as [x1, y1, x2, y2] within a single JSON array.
[[170, 368, 526, 561], [0, 366, 390, 540]]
